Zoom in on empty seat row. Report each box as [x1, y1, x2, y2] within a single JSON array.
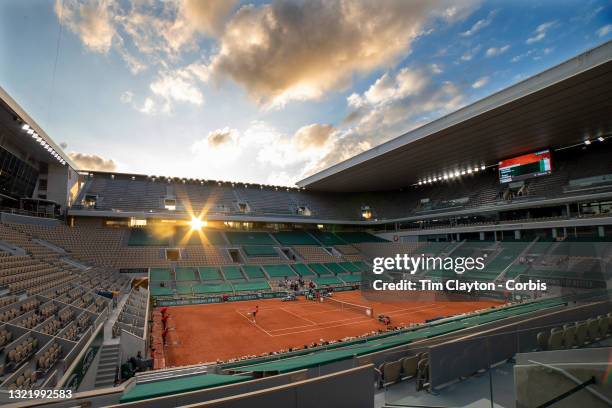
[[537, 313, 611, 350]]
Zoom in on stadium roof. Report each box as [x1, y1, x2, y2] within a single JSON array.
[[0, 86, 77, 170], [298, 41, 612, 192]]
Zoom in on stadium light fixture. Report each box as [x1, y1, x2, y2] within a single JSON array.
[[480, 165, 485, 170], [584, 139, 591, 145], [597, 136, 605, 142], [27, 129, 34, 135], [189, 216, 207, 231], [22, 124, 30, 130]]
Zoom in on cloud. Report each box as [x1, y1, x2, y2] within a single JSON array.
[[207, 0, 478, 107], [511, 49, 535, 62], [597, 24, 612, 37], [134, 98, 153, 114], [485, 44, 510, 57], [460, 10, 496, 36], [207, 127, 238, 147], [120, 91, 133, 104], [430, 63, 443, 74], [294, 124, 335, 150], [55, 0, 116, 53], [526, 20, 556, 44], [68, 152, 117, 171], [309, 67, 466, 177], [472, 76, 489, 89], [460, 45, 481, 61], [150, 70, 204, 107], [57, 0, 236, 75]]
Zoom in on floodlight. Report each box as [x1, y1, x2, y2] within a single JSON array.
[[22, 124, 30, 130], [584, 139, 591, 145], [597, 136, 605, 142]]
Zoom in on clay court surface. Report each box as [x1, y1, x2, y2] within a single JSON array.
[[162, 292, 503, 366]]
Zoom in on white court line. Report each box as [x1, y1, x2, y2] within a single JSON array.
[[279, 307, 317, 325], [265, 304, 449, 336], [235, 310, 273, 337]]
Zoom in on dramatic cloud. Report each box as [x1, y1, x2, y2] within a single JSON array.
[[460, 10, 496, 36], [485, 44, 510, 57], [57, 0, 236, 70], [68, 152, 117, 171], [55, 0, 116, 53], [526, 21, 556, 44], [472, 76, 489, 89], [299, 67, 467, 178], [294, 124, 335, 150], [207, 127, 238, 147], [207, 0, 477, 107], [597, 24, 612, 37]]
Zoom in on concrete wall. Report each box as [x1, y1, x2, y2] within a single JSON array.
[[180, 365, 374, 408]]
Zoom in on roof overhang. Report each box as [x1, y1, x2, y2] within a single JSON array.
[[298, 41, 612, 192], [0, 85, 78, 170]]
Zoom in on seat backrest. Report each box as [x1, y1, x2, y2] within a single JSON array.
[[383, 360, 402, 384], [587, 318, 600, 340], [548, 329, 564, 350], [597, 315, 609, 336], [563, 327, 575, 348], [536, 331, 549, 349], [576, 323, 588, 345], [400, 355, 419, 378]]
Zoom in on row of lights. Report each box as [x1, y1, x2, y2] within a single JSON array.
[[102, 173, 304, 192], [22, 124, 66, 165], [417, 165, 486, 185], [583, 136, 606, 145]]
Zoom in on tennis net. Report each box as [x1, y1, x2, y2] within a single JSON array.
[[324, 296, 373, 317]]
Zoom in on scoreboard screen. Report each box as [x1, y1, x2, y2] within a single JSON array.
[[498, 150, 552, 184]]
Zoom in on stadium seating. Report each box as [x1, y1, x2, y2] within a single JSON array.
[[273, 231, 319, 245], [262, 264, 297, 278], [198, 267, 222, 281], [221, 266, 245, 281], [225, 232, 275, 245]]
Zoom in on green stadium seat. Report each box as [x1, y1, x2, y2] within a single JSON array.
[[293, 263, 315, 276], [340, 274, 361, 284], [176, 228, 227, 246], [233, 281, 270, 292], [335, 232, 388, 243], [128, 229, 171, 246], [176, 282, 193, 295], [198, 267, 221, 281], [308, 263, 333, 276], [263, 264, 297, 278], [226, 231, 275, 245], [352, 261, 369, 272], [192, 283, 233, 294], [339, 262, 360, 273], [313, 276, 342, 286], [150, 286, 173, 297], [273, 231, 319, 245], [323, 263, 346, 274], [175, 267, 197, 281], [310, 231, 346, 245], [243, 246, 278, 257], [243, 265, 265, 279], [221, 266, 245, 281], [150, 268, 172, 281]]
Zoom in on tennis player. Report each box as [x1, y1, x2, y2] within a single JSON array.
[[249, 305, 259, 323]]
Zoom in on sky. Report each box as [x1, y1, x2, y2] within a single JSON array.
[[0, 0, 610, 186]]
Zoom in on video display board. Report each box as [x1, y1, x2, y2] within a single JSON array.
[[498, 150, 551, 183]]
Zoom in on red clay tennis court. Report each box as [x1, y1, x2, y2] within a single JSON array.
[[161, 291, 503, 366]]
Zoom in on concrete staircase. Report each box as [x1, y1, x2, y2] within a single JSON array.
[[94, 344, 120, 388]]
